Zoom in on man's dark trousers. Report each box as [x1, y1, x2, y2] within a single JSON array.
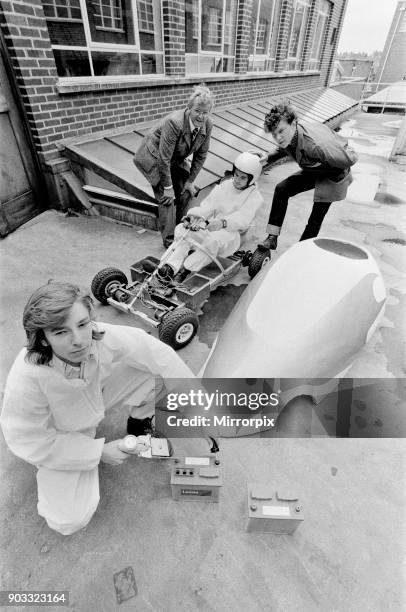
[[153, 166, 193, 247], [269, 171, 332, 240]]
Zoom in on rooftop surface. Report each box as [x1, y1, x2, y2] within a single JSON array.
[[362, 81, 406, 110], [0, 111, 405, 611]]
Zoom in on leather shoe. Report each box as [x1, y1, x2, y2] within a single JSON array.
[[174, 267, 191, 283], [258, 234, 278, 251]]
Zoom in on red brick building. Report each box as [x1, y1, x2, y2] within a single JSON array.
[[0, 0, 351, 234], [376, 0, 406, 87]]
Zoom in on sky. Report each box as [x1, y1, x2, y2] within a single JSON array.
[[338, 0, 401, 53]]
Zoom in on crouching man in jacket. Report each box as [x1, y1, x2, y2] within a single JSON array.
[[259, 101, 358, 251], [133, 84, 214, 248]]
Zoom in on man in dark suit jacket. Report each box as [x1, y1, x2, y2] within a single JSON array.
[[134, 84, 214, 247], [259, 101, 358, 251]]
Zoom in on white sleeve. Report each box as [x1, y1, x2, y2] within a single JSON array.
[[100, 324, 196, 387], [187, 183, 222, 220], [225, 188, 264, 233], [0, 373, 104, 471]]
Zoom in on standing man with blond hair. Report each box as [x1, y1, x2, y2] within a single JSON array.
[[134, 84, 214, 247]]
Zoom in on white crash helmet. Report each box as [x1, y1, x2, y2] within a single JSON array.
[[233, 152, 263, 186]]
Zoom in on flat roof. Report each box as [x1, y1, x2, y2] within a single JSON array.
[[362, 82, 406, 109]]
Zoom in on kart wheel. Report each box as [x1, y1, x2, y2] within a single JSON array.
[[158, 307, 199, 350], [248, 248, 271, 279], [91, 267, 128, 304]]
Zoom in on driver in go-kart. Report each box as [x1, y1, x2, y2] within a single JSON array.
[[154, 152, 264, 285]]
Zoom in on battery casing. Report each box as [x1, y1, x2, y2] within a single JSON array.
[[170, 455, 222, 502], [245, 483, 304, 533]]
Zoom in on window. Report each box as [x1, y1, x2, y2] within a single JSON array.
[[248, 0, 280, 72], [207, 7, 222, 45], [137, 0, 154, 32], [41, 0, 164, 78], [286, 0, 311, 71], [92, 0, 123, 30], [185, 0, 238, 74], [309, 0, 331, 70], [43, 0, 82, 20]]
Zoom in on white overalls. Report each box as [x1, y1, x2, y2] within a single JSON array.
[[0, 323, 194, 535], [161, 178, 264, 273]]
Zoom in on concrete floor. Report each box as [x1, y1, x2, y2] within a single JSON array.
[[0, 112, 405, 611]]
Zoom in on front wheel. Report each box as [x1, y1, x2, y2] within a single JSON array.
[[248, 248, 271, 279], [91, 267, 128, 304], [158, 307, 199, 350]]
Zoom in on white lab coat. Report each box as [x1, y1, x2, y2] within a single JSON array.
[[162, 178, 264, 272], [0, 322, 194, 535]]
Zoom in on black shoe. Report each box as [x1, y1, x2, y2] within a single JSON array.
[[173, 267, 191, 283], [127, 415, 169, 447], [127, 416, 154, 436], [142, 257, 159, 274], [156, 264, 174, 285], [163, 236, 174, 248], [258, 234, 278, 251]]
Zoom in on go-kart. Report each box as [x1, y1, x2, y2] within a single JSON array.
[[91, 222, 271, 350]]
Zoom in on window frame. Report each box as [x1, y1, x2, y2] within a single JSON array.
[[247, 0, 279, 74], [44, 0, 165, 80], [42, 0, 83, 22], [286, 0, 312, 72], [92, 0, 125, 33], [309, 0, 331, 71], [185, 0, 238, 75]]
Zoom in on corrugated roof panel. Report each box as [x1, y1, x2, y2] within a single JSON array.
[[210, 124, 269, 153], [62, 87, 358, 213], [212, 115, 271, 149]]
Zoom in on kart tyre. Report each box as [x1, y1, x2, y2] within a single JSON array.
[[91, 267, 128, 304], [158, 307, 199, 350], [248, 248, 271, 279]]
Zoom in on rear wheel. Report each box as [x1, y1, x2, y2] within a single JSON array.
[[91, 267, 128, 304], [248, 248, 271, 279], [158, 307, 199, 350]]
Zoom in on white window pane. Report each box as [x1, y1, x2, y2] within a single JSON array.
[[137, 0, 163, 51], [86, 0, 135, 44], [42, 0, 86, 46], [185, 0, 199, 53], [53, 48, 91, 77], [287, 0, 311, 66], [248, 0, 277, 72], [202, 0, 223, 52], [186, 0, 237, 74], [92, 50, 140, 75]]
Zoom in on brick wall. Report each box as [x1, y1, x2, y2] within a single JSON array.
[[162, 0, 185, 76], [234, 0, 253, 74], [300, 0, 318, 72], [320, 0, 348, 87], [275, 0, 293, 72], [0, 0, 347, 171], [376, 1, 406, 85]]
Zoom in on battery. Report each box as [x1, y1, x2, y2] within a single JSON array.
[[170, 455, 223, 502], [245, 483, 304, 534]]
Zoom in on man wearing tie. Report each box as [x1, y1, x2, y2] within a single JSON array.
[[134, 84, 214, 247]]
